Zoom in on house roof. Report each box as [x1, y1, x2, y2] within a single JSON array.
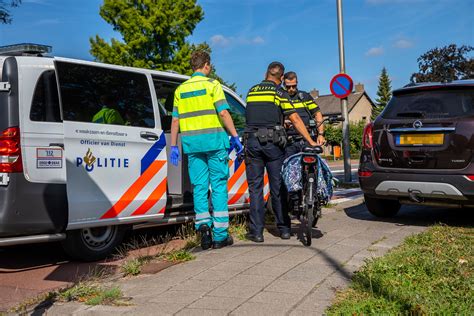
[[315, 91, 375, 116]]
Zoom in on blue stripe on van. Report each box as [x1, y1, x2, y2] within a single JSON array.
[[180, 89, 207, 99], [140, 132, 166, 175]]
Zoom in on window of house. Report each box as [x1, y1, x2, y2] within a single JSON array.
[[30, 70, 61, 122], [55, 61, 155, 128]]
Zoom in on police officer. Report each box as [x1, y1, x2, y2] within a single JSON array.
[[92, 94, 125, 125], [170, 51, 243, 250], [244, 62, 318, 242], [283, 71, 325, 157]]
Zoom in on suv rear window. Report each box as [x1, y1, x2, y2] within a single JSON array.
[[382, 88, 474, 119]]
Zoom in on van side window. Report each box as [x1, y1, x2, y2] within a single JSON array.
[[224, 92, 246, 136], [152, 76, 181, 132], [55, 61, 154, 128], [30, 70, 61, 122]]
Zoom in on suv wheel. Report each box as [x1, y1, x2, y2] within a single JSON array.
[[61, 225, 129, 261], [364, 195, 400, 218]]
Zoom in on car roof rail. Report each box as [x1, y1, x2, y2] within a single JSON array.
[[0, 43, 52, 57], [403, 82, 418, 88]]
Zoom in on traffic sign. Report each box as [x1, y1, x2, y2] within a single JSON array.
[[330, 73, 353, 99]]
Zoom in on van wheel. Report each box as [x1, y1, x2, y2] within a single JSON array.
[[61, 225, 129, 262], [364, 195, 400, 218]]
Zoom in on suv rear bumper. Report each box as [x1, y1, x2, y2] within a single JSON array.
[[360, 172, 474, 205]]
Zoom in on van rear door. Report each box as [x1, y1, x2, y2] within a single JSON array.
[[54, 58, 168, 229]]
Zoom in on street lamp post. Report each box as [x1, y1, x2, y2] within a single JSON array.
[[336, 0, 352, 182]]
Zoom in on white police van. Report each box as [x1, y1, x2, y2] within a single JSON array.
[[0, 44, 262, 261]]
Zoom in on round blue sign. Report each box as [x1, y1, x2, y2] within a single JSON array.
[[330, 74, 354, 99]]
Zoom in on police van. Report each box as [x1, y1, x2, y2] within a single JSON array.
[[0, 44, 266, 261]]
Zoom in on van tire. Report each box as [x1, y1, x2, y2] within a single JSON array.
[[61, 225, 129, 262], [364, 195, 400, 218]]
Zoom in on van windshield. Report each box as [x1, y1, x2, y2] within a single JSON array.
[[382, 88, 474, 119]]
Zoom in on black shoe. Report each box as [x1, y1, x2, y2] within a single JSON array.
[[280, 232, 291, 240], [199, 224, 212, 250], [245, 233, 264, 243], [212, 235, 234, 249]]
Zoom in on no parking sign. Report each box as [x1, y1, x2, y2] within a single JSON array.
[[330, 73, 353, 99]]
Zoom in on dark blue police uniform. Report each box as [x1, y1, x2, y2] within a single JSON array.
[[244, 80, 296, 238]]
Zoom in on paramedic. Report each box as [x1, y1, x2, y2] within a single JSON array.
[[92, 94, 125, 125], [170, 51, 243, 250], [244, 62, 317, 243]]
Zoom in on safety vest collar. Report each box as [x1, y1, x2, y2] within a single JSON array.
[[261, 80, 277, 86], [192, 72, 206, 77]]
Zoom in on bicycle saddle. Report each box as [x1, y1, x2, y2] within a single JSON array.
[[303, 146, 323, 154]]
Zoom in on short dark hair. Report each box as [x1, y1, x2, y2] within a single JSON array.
[[283, 71, 297, 81], [190, 51, 210, 71], [266, 61, 285, 78]]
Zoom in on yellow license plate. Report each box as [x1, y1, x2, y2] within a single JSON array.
[[396, 133, 444, 145]]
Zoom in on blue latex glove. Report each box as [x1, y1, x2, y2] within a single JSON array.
[[170, 146, 180, 166], [230, 136, 243, 155]]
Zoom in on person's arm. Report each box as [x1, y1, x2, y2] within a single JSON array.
[[314, 111, 325, 145], [288, 112, 317, 147], [170, 117, 180, 146], [219, 110, 239, 137]]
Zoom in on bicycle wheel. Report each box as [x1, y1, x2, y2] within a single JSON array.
[[302, 174, 315, 246]]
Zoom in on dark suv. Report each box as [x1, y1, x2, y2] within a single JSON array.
[[359, 80, 474, 217]]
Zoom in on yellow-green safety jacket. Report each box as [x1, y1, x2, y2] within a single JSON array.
[[173, 72, 230, 154]]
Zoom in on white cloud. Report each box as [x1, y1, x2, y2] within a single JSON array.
[[394, 38, 414, 49], [210, 35, 231, 47], [365, 46, 384, 56], [210, 34, 265, 47]]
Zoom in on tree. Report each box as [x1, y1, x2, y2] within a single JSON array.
[[0, 0, 20, 24], [411, 44, 473, 83], [371, 67, 392, 121]]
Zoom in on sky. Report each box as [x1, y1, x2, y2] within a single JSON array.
[[1, 0, 473, 99]]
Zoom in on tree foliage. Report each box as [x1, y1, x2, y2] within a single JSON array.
[[371, 67, 392, 121], [90, 0, 235, 90], [0, 0, 20, 24], [411, 44, 473, 83], [325, 121, 366, 155]]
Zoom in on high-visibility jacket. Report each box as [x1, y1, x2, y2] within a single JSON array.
[[92, 107, 125, 125], [285, 90, 320, 135], [173, 72, 230, 154], [245, 80, 296, 131]]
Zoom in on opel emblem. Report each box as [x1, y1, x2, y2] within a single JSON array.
[[413, 120, 423, 129]]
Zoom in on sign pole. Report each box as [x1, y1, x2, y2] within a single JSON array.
[[336, 0, 352, 182]]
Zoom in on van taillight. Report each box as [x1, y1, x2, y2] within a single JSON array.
[[362, 122, 374, 150], [0, 127, 23, 173]]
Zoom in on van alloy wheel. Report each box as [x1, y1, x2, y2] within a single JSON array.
[[80, 226, 118, 251]]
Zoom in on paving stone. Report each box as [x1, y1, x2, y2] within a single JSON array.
[[241, 263, 291, 277], [129, 302, 187, 315], [74, 305, 136, 315], [191, 268, 241, 281], [248, 290, 302, 307], [148, 290, 204, 304], [176, 308, 232, 316], [207, 284, 263, 299], [188, 296, 247, 310], [171, 279, 225, 292], [45, 302, 90, 315], [208, 261, 256, 273], [230, 302, 290, 316], [264, 279, 316, 295], [226, 274, 275, 288]]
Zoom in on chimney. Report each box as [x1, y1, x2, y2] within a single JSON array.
[[355, 83, 364, 93], [310, 89, 319, 99]]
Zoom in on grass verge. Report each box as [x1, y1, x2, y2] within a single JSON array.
[[58, 282, 130, 306], [229, 215, 248, 241], [326, 225, 474, 315]]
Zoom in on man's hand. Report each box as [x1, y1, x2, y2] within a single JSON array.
[[170, 146, 180, 166], [317, 135, 326, 146]]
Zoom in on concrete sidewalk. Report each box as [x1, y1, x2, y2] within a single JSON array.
[[46, 200, 426, 315]]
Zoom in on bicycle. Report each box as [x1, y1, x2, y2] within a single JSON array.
[[284, 116, 343, 246]]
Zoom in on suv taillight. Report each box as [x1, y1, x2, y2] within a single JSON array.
[[362, 122, 374, 150], [0, 127, 23, 173]]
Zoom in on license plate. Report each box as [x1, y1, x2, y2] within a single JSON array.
[[396, 133, 444, 146]]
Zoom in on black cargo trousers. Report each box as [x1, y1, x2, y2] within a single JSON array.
[[245, 135, 291, 236]]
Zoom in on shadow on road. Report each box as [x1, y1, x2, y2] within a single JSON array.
[[343, 203, 474, 228]]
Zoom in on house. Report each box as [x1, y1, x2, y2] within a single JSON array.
[[310, 83, 375, 123]]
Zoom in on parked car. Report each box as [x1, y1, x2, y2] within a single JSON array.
[[359, 80, 474, 217]]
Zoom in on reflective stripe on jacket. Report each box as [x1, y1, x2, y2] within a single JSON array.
[[173, 72, 230, 154]]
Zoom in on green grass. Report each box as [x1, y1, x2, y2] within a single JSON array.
[[229, 215, 248, 241], [326, 225, 474, 315], [121, 256, 153, 277], [164, 249, 195, 262], [58, 282, 128, 306]]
